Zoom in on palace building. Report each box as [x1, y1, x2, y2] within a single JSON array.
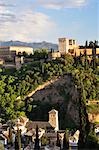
[[0, 46, 33, 59]]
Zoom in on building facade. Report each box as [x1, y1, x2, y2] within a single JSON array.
[[9, 46, 33, 55], [48, 51, 61, 60], [0, 46, 16, 59], [0, 46, 33, 69], [58, 38, 78, 54], [74, 48, 99, 56], [0, 46, 33, 59], [58, 38, 99, 57]]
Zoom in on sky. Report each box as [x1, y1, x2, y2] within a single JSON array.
[[0, 0, 98, 44]]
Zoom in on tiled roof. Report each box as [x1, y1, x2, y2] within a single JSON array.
[[26, 121, 53, 130]]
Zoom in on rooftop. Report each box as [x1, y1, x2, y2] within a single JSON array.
[[49, 109, 58, 114], [26, 121, 53, 130]]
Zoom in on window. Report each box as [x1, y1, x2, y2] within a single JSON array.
[[69, 40, 72, 45], [68, 49, 74, 54], [73, 40, 75, 45]]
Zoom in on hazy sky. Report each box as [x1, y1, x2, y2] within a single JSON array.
[[0, 0, 98, 44]]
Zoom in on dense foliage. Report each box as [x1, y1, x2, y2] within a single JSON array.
[[0, 48, 99, 123]]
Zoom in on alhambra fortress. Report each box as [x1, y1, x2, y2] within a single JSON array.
[[0, 37, 99, 69], [49, 38, 99, 60], [0, 38, 99, 123]]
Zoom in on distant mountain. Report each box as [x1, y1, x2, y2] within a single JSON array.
[[0, 41, 58, 51]]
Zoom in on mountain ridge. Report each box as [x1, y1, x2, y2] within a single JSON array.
[[0, 40, 58, 50]]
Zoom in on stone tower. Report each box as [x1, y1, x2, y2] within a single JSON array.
[[58, 38, 77, 54], [58, 38, 69, 54], [48, 109, 59, 131]]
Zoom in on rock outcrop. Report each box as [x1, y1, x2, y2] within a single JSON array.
[[28, 75, 80, 129]]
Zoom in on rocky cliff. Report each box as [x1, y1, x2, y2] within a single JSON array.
[[27, 75, 80, 129]]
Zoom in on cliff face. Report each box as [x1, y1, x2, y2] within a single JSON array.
[[29, 75, 80, 129]]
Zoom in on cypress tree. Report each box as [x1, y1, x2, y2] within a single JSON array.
[[56, 132, 61, 148], [63, 130, 69, 150], [34, 125, 40, 150], [78, 82, 90, 149], [78, 83, 99, 149], [92, 42, 96, 69], [7, 120, 14, 147], [79, 51, 82, 65], [15, 133, 18, 150], [8, 126, 13, 146], [74, 52, 77, 66], [85, 40, 88, 48], [15, 128, 21, 150], [84, 48, 88, 69]]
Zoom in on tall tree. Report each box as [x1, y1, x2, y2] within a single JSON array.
[[92, 42, 96, 69], [8, 126, 13, 146], [15, 128, 21, 150], [34, 125, 40, 150], [85, 40, 88, 47], [56, 132, 61, 148], [84, 48, 88, 69], [63, 129, 69, 149], [78, 81, 90, 149]]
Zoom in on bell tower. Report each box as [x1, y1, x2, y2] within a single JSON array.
[[48, 109, 59, 131]]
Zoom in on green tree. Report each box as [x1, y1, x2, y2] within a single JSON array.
[[78, 80, 99, 149]]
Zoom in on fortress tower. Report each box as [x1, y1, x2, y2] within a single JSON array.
[[48, 109, 59, 131], [58, 38, 77, 54]]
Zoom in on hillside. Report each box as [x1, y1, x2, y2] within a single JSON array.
[[0, 53, 98, 129]]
